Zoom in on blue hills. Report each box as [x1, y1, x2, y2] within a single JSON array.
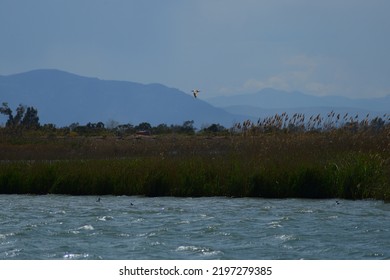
[[1, 69, 389, 128], [206, 88, 390, 121], [0, 69, 244, 128]]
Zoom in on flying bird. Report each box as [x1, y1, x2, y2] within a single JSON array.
[[192, 89, 200, 98]]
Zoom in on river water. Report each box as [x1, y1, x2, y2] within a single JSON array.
[[0, 195, 389, 260]]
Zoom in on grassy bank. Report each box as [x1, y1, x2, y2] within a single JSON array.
[[0, 153, 388, 199], [1, 130, 389, 200]]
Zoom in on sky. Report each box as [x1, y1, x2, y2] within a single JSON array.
[[1, 0, 390, 98]]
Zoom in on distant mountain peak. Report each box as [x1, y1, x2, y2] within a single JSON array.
[[0, 69, 243, 127], [4, 68, 82, 78]]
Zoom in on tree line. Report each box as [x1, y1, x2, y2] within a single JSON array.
[[2, 102, 389, 137], [0, 103, 228, 136]]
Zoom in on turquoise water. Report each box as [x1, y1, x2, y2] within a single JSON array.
[[0, 195, 389, 259]]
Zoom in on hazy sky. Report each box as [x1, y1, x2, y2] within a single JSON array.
[[1, 0, 389, 98]]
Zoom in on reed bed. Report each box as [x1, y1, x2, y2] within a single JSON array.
[[0, 112, 389, 200], [0, 152, 388, 200]]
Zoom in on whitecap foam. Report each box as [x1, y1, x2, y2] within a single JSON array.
[[4, 248, 21, 258], [327, 215, 339, 219], [267, 221, 282, 228], [78, 225, 94, 230], [299, 209, 314, 213], [277, 234, 296, 241], [63, 253, 90, 259], [176, 245, 197, 252], [97, 216, 113, 221], [175, 245, 222, 256]]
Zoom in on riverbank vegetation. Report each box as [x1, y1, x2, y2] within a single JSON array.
[[1, 106, 389, 200]]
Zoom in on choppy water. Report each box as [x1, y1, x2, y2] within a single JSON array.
[[0, 195, 389, 259]]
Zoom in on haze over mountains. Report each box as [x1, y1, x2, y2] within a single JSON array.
[[1, 69, 389, 128], [206, 88, 390, 121], [0, 69, 243, 128]]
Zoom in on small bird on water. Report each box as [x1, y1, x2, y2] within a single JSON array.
[[96, 197, 101, 202]]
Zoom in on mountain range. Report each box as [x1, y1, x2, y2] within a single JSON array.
[[1, 69, 389, 128], [206, 88, 390, 120], [0, 69, 243, 128]]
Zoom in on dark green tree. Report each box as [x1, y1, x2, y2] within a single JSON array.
[[14, 105, 26, 126], [21, 107, 40, 129], [0, 102, 14, 127], [136, 122, 152, 131], [203, 123, 226, 133], [154, 123, 171, 134], [0, 103, 40, 129], [181, 120, 195, 134]]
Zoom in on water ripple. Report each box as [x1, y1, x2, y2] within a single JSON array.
[[0, 195, 389, 259]]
